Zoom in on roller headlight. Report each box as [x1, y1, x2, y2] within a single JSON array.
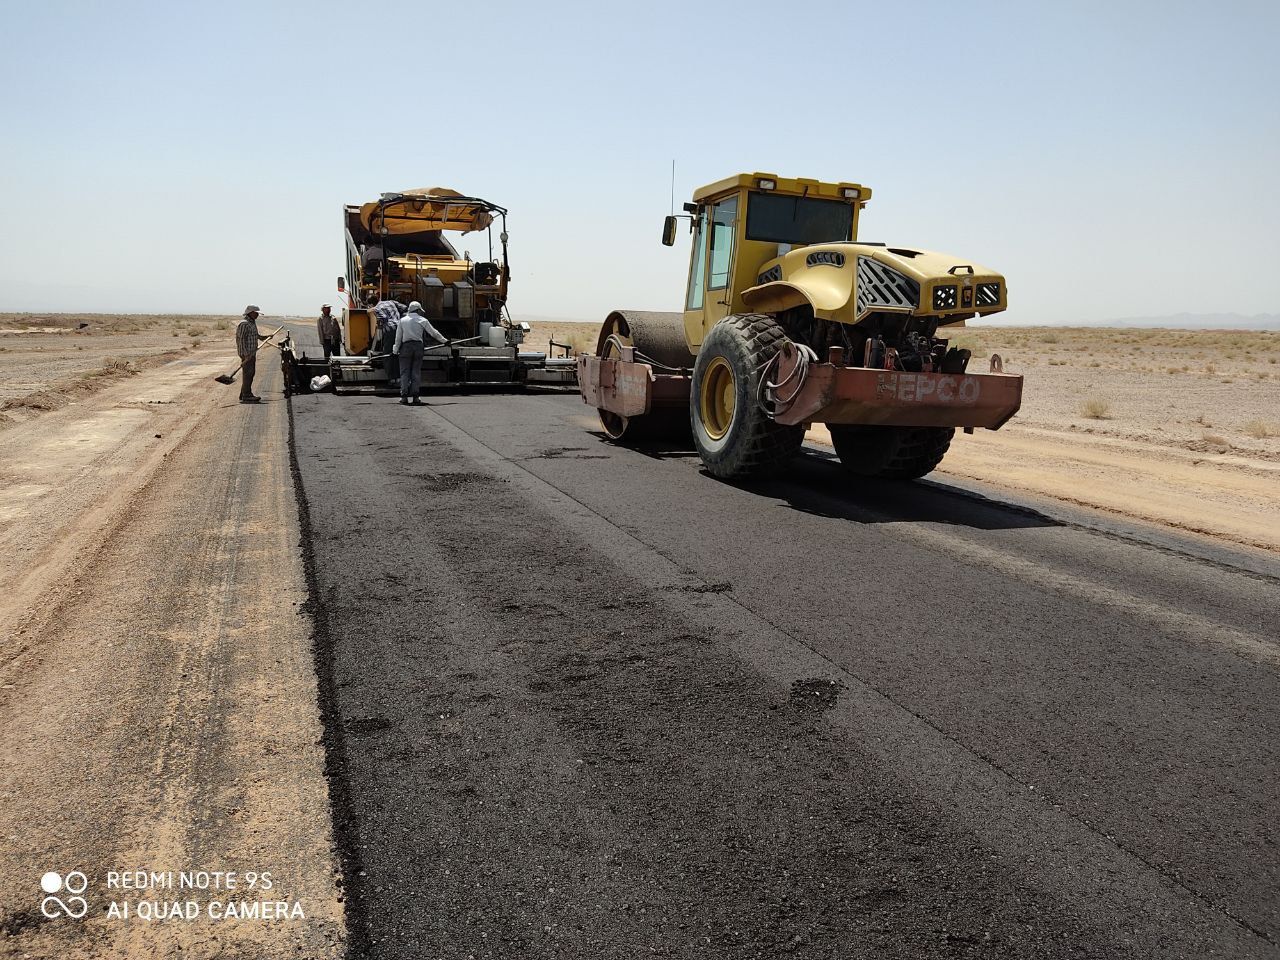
[[933, 284, 958, 310], [976, 282, 1001, 306]]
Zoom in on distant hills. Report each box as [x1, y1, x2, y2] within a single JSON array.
[[1098, 313, 1280, 330]]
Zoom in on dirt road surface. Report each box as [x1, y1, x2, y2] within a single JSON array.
[[0, 350, 343, 958], [290, 378, 1279, 957]]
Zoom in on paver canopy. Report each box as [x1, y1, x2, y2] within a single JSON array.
[[359, 188, 497, 236]]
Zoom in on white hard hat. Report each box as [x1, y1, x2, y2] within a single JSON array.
[[407, 301, 423, 313]]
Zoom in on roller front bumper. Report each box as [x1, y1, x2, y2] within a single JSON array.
[[771, 346, 1023, 430]]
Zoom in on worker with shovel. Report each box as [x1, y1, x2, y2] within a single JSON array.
[[235, 305, 272, 403]]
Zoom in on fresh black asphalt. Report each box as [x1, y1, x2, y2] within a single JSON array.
[[286, 343, 1280, 959]]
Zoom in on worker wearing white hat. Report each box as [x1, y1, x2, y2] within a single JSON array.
[[393, 301, 448, 405], [317, 303, 341, 359]]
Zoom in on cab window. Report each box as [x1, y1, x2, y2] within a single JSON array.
[[745, 192, 853, 245], [707, 196, 737, 290], [685, 209, 708, 310]]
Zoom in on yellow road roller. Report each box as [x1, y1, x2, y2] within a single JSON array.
[[578, 172, 1022, 479]]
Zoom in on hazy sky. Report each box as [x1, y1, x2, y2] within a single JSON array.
[[1, 0, 1277, 324]]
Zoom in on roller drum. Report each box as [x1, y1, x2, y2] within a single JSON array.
[[595, 310, 694, 369], [594, 310, 693, 442]]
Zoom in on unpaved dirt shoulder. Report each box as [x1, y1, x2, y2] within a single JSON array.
[[0, 344, 201, 428], [0, 357, 343, 959], [808, 423, 1280, 553]]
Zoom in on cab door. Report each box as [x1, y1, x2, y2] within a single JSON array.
[[681, 195, 739, 350]]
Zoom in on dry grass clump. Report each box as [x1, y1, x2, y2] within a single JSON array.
[[92, 357, 138, 377], [1241, 419, 1276, 439], [1, 390, 68, 413], [1080, 396, 1112, 419], [1201, 432, 1231, 448], [77, 357, 141, 382]]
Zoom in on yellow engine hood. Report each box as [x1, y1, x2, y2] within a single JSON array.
[[741, 243, 1007, 323]]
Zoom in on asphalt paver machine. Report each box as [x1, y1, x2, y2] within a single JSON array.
[[283, 188, 575, 393]]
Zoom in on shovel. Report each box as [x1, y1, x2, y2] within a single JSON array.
[[214, 324, 287, 384]]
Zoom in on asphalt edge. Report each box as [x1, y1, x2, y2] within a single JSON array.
[[285, 394, 371, 959]]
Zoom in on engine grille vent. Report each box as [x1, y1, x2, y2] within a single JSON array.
[[933, 285, 958, 310], [856, 257, 919, 319]]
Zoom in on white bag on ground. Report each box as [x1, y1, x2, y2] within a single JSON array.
[[310, 374, 333, 392]]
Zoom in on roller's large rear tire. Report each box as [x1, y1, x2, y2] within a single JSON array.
[[829, 425, 954, 480], [690, 314, 803, 478]]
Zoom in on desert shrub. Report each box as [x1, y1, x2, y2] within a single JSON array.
[[1242, 420, 1275, 439], [1080, 396, 1111, 419], [99, 357, 136, 376]]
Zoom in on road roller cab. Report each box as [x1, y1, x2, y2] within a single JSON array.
[[578, 172, 1023, 479]]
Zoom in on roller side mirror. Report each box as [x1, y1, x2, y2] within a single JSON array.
[[661, 215, 678, 247]]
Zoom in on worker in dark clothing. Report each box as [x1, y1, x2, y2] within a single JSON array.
[[317, 304, 342, 359], [361, 244, 385, 283], [235, 305, 270, 403], [372, 297, 404, 388]]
